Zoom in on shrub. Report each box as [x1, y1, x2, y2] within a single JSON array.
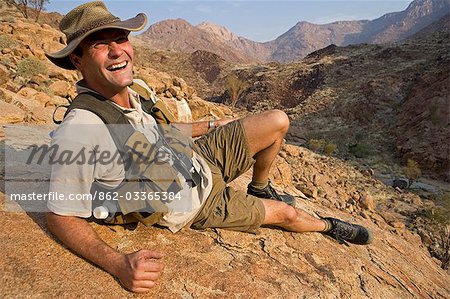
[[308, 139, 326, 152], [349, 142, 373, 158], [16, 57, 47, 78], [403, 159, 421, 187], [308, 139, 337, 155], [0, 34, 18, 49], [225, 74, 247, 107], [323, 143, 337, 156], [0, 15, 15, 23]]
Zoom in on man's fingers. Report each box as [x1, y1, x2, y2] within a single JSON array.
[[135, 270, 162, 281], [133, 280, 157, 290], [137, 259, 164, 272]]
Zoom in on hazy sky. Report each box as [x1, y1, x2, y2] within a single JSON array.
[[46, 0, 412, 42]]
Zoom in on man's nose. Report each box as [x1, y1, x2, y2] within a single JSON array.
[[108, 42, 123, 57]]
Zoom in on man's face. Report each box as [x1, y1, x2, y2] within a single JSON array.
[[71, 29, 134, 95]]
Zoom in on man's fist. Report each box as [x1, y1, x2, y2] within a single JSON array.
[[116, 250, 165, 293]]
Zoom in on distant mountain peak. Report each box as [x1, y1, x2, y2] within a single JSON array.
[[196, 21, 238, 42]]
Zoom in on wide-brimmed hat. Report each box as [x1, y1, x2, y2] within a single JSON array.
[[45, 1, 147, 70]]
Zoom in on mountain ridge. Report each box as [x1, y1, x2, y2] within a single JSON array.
[[137, 0, 450, 63], [138, 18, 261, 64]]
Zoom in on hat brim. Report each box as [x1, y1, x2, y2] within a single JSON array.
[[45, 13, 147, 70]]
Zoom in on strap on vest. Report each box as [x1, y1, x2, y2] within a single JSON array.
[[65, 92, 135, 158], [66, 92, 165, 226]]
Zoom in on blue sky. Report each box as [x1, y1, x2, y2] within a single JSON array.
[[46, 1, 412, 42]]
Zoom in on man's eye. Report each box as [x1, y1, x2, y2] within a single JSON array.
[[93, 42, 108, 49]]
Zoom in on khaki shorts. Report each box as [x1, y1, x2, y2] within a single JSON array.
[[191, 120, 265, 233]]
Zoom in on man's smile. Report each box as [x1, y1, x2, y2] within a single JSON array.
[[106, 61, 128, 72]]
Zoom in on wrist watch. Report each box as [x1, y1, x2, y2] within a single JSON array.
[[208, 120, 216, 130]]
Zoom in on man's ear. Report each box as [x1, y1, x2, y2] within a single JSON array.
[[69, 53, 81, 70]]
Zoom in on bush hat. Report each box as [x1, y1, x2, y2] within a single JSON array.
[[45, 1, 147, 70]]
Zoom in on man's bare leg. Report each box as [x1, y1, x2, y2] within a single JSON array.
[[261, 200, 373, 245], [261, 199, 327, 232], [241, 109, 289, 183]]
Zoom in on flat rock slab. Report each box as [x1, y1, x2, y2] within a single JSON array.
[[1, 194, 449, 298]]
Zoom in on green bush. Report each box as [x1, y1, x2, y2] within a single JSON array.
[[225, 74, 248, 107], [308, 139, 337, 155], [0, 34, 18, 49], [0, 15, 15, 23], [422, 206, 449, 226], [421, 192, 449, 226], [17, 57, 48, 78], [349, 143, 373, 158], [323, 143, 337, 156], [308, 139, 326, 152], [403, 159, 422, 187]]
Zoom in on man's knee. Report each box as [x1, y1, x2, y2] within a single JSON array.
[[280, 205, 298, 225], [262, 200, 298, 225], [267, 109, 289, 134]]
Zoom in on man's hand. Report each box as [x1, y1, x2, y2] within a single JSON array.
[[46, 214, 165, 293], [116, 250, 165, 293]]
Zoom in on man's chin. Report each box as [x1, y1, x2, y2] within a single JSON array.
[[111, 78, 133, 89]]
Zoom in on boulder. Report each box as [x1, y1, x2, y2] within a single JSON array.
[[168, 86, 182, 98], [49, 80, 72, 98], [188, 97, 232, 121], [360, 192, 376, 211], [175, 98, 193, 122], [45, 96, 69, 108], [0, 64, 9, 86], [17, 87, 38, 98], [284, 144, 301, 157], [33, 92, 52, 106], [0, 100, 24, 123]]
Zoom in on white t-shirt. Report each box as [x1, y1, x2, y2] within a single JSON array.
[[47, 81, 213, 232]]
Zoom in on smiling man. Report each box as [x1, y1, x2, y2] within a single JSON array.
[[45, 1, 372, 293], [71, 28, 135, 106]]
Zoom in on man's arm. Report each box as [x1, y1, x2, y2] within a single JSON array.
[[172, 118, 238, 138], [46, 212, 164, 293]]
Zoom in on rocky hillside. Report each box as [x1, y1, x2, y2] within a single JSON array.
[[2, 143, 450, 298], [133, 26, 450, 182], [411, 12, 450, 38], [0, 1, 449, 297]]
